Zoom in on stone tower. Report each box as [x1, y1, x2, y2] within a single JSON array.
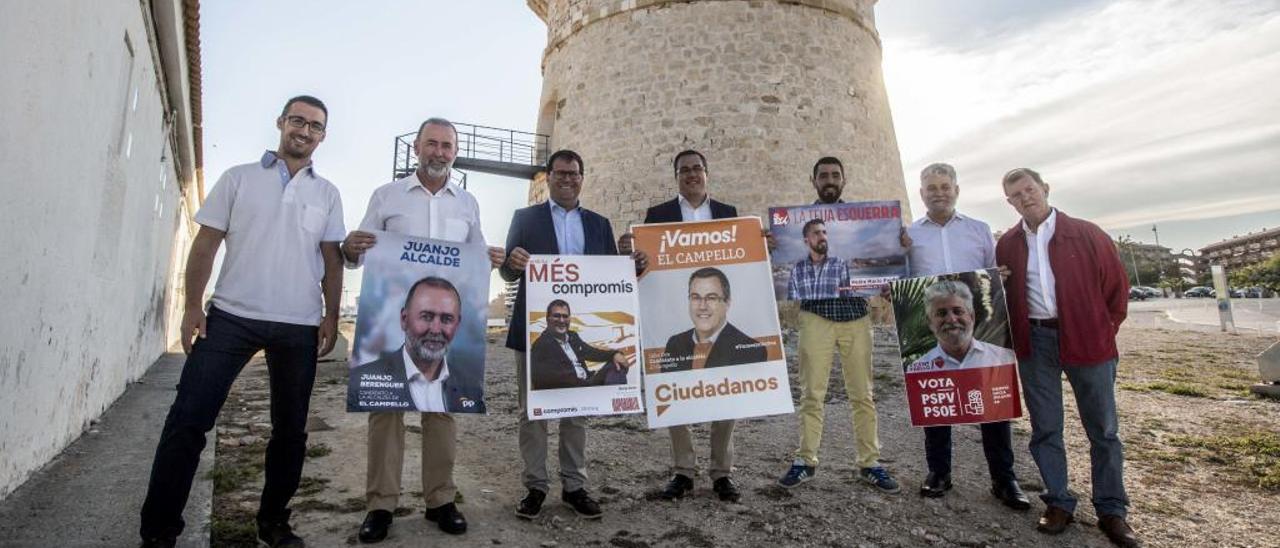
[[527, 0, 910, 231]]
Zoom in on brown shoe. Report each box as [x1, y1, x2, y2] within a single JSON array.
[[1098, 514, 1141, 547], [1036, 506, 1074, 534]]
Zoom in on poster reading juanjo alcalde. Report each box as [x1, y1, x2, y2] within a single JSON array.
[[347, 231, 490, 414], [524, 255, 643, 420], [889, 268, 1021, 427], [768, 200, 907, 300], [632, 217, 792, 428]]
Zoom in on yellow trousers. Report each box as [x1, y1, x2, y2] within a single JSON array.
[[795, 311, 880, 468]]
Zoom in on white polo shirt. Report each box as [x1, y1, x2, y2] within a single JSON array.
[[196, 151, 346, 326], [905, 339, 1016, 372]]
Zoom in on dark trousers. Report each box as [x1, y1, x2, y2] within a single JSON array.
[[139, 307, 318, 540], [924, 421, 1016, 484]]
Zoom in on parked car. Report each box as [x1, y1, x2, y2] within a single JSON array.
[[1184, 286, 1213, 298], [1136, 286, 1162, 298], [1244, 287, 1266, 298], [1229, 288, 1244, 298], [1128, 287, 1148, 301]]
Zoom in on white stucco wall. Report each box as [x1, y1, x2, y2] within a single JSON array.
[[0, 0, 196, 498]]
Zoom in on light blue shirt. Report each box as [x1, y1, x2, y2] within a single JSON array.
[[549, 201, 585, 255], [907, 211, 996, 277]]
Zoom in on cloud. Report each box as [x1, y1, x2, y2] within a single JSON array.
[[882, 0, 1280, 246]]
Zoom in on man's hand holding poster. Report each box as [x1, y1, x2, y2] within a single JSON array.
[[524, 255, 643, 420], [633, 217, 792, 428], [890, 268, 1022, 427], [347, 231, 489, 414], [768, 200, 907, 299]]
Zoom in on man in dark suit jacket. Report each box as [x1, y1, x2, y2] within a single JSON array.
[[500, 149, 630, 521], [634, 150, 751, 505], [529, 299, 631, 390], [347, 347, 484, 413]]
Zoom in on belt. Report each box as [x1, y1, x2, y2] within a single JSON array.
[[1029, 318, 1059, 329]]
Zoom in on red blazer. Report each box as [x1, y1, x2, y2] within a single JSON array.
[[996, 211, 1128, 366]]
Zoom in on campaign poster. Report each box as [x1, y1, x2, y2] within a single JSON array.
[[524, 255, 643, 420], [889, 268, 1021, 427], [632, 217, 792, 428], [347, 231, 490, 413], [768, 200, 907, 300]]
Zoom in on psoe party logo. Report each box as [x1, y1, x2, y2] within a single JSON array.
[[653, 376, 780, 416]]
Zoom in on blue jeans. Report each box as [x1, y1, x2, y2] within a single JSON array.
[[1018, 325, 1128, 517], [139, 307, 318, 540], [923, 421, 1016, 484]]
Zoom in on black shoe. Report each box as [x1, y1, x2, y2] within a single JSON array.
[[712, 477, 741, 503], [257, 512, 305, 548], [562, 488, 603, 519], [919, 472, 952, 498], [358, 510, 393, 543], [424, 502, 467, 535], [660, 474, 694, 500], [515, 489, 546, 520], [139, 538, 176, 548], [991, 480, 1031, 511]]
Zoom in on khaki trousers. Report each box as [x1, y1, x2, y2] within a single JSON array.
[[366, 411, 457, 510], [669, 420, 736, 480], [515, 351, 588, 493], [795, 311, 881, 468]]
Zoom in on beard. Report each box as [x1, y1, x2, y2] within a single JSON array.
[[409, 333, 449, 362], [817, 184, 841, 203], [937, 324, 971, 347], [423, 160, 451, 180], [809, 240, 828, 255]]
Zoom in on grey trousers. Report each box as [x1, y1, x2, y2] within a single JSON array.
[[515, 351, 588, 493], [670, 420, 736, 480]]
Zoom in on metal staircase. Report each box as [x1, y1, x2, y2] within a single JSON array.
[[393, 122, 549, 187]]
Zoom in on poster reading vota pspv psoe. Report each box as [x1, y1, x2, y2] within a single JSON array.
[[347, 231, 490, 414], [632, 217, 792, 429], [890, 268, 1022, 427], [768, 200, 908, 300], [524, 255, 643, 420]]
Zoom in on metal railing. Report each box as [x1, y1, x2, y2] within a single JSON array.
[[393, 122, 549, 183]]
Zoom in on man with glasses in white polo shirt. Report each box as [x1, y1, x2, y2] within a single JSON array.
[[342, 117, 505, 542], [139, 95, 345, 548]]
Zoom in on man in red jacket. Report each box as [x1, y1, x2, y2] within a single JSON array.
[[995, 168, 1138, 548]]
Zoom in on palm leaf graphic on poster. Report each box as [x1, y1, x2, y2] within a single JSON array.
[[892, 276, 934, 368]]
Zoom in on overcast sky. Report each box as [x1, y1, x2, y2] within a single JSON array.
[[201, 0, 1278, 301]]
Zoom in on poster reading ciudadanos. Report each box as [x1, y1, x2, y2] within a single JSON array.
[[890, 268, 1022, 427], [347, 231, 489, 414], [632, 217, 792, 428], [768, 200, 907, 299], [524, 255, 643, 420]]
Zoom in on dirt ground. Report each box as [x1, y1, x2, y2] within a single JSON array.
[[208, 319, 1279, 548]]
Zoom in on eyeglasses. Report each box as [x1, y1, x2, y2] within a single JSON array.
[[550, 170, 582, 181], [688, 294, 726, 305], [284, 115, 326, 134], [677, 165, 706, 176]]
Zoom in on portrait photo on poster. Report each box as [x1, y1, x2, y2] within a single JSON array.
[[640, 262, 778, 373], [347, 232, 489, 414], [768, 200, 907, 300], [890, 268, 1022, 427]]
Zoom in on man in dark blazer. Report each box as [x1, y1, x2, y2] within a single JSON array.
[[632, 150, 750, 505], [659, 271, 767, 369], [501, 149, 634, 521], [529, 299, 631, 390]]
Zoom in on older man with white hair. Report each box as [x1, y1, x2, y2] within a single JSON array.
[[903, 163, 1028, 509]]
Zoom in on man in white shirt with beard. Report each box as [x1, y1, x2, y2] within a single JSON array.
[[343, 118, 504, 542]]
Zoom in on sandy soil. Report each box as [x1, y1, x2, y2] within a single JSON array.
[[208, 322, 1279, 548]]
